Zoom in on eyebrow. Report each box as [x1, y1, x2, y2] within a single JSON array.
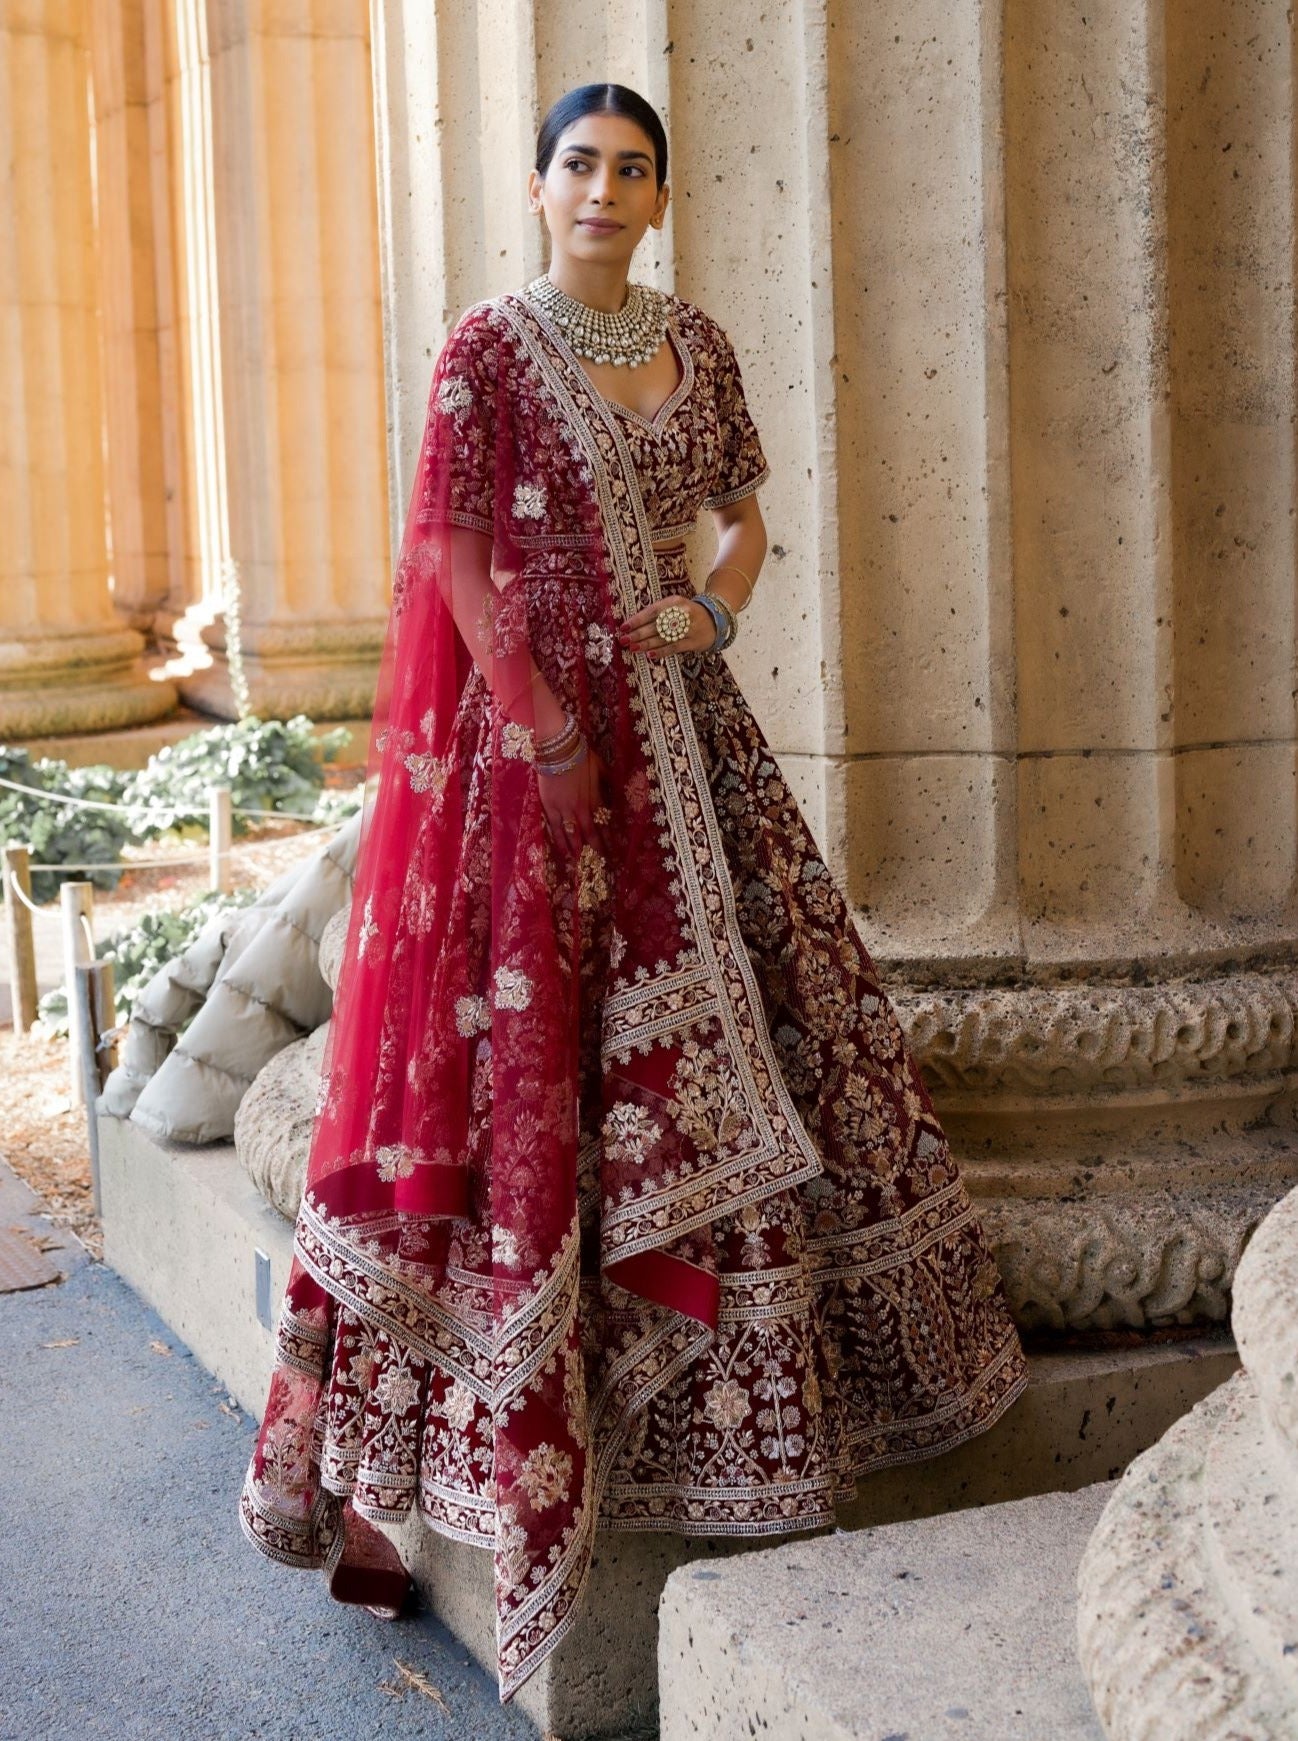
[[560, 143, 653, 164]]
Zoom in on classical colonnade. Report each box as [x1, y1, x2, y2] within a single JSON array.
[[4, 0, 1296, 1328]]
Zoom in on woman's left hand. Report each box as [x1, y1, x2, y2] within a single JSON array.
[[616, 596, 716, 658]]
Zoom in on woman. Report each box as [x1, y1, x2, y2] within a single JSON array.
[[239, 82, 1028, 1704]]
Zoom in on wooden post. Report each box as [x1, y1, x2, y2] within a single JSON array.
[[75, 958, 117, 1216], [2, 844, 38, 1032], [60, 880, 94, 1105], [210, 785, 233, 892]]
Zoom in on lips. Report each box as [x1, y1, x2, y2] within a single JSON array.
[[579, 220, 622, 233]]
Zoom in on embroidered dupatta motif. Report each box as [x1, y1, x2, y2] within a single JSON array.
[[240, 290, 836, 1698]]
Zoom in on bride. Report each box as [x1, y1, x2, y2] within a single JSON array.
[[239, 79, 1028, 1704]]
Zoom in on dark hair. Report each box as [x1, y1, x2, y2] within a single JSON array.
[[535, 83, 668, 189]]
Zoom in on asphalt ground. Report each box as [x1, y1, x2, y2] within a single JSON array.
[[0, 1158, 539, 1741]]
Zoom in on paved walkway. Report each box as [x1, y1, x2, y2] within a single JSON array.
[[0, 1159, 538, 1741]]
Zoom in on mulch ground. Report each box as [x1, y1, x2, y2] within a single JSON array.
[[3, 826, 332, 1260]]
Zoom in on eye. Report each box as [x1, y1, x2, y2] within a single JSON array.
[[562, 157, 589, 172], [621, 165, 647, 176]]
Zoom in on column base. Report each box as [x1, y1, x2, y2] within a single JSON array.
[[0, 629, 177, 737], [159, 611, 386, 722], [891, 964, 1298, 1332]]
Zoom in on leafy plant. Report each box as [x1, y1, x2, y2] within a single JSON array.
[[0, 749, 133, 901], [120, 715, 350, 837], [37, 888, 259, 1036]]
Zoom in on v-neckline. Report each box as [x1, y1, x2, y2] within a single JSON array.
[[593, 322, 693, 437]]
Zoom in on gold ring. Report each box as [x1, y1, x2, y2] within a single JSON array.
[[655, 602, 692, 644]]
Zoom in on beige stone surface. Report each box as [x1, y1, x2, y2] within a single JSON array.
[[0, 1, 175, 734], [659, 1486, 1111, 1741], [1077, 1182, 1298, 1740]]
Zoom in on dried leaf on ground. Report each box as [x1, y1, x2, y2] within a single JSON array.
[[148, 1338, 173, 1356], [40, 1336, 79, 1348], [388, 1659, 451, 1712]]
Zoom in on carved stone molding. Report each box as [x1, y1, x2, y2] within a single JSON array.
[[892, 969, 1298, 1099], [980, 1191, 1268, 1331]]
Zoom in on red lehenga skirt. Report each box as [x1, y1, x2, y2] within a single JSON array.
[[246, 560, 1028, 1670]]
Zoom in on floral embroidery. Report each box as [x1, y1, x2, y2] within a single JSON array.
[[438, 373, 474, 416], [441, 1378, 477, 1431], [455, 994, 490, 1037], [576, 843, 609, 912], [585, 622, 614, 669], [702, 1377, 749, 1432], [492, 1225, 522, 1267], [513, 480, 547, 519], [374, 1142, 420, 1182], [374, 1366, 422, 1413], [356, 895, 379, 963], [500, 720, 535, 762], [602, 1101, 663, 1165], [517, 1442, 572, 1510], [492, 965, 533, 1011], [404, 749, 452, 798]]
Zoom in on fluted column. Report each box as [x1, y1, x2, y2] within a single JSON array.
[[369, 0, 1298, 1333], [177, 0, 390, 719], [0, 0, 175, 735], [88, 0, 172, 632]]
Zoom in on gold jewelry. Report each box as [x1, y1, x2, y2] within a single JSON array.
[[705, 564, 755, 609], [654, 602, 692, 644]]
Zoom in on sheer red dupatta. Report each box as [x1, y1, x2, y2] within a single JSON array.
[[241, 292, 827, 1701]]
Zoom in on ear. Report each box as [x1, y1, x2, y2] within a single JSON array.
[[653, 182, 670, 228], [526, 167, 544, 212]]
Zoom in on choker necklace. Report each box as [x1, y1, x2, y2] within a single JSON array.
[[522, 273, 669, 367]]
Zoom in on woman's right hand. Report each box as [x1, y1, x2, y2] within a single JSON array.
[[537, 742, 610, 861]]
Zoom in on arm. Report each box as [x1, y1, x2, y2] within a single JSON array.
[[705, 491, 768, 615], [447, 526, 570, 743]]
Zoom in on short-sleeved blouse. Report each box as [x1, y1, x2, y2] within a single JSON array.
[[426, 292, 770, 548]]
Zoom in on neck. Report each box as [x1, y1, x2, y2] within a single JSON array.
[[544, 255, 631, 312]]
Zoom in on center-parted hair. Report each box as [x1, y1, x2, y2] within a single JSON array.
[[535, 82, 668, 189]]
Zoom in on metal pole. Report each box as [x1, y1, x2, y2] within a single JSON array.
[[210, 785, 233, 892], [60, 881, 94, 1105], [2, 844, 38, 1032]]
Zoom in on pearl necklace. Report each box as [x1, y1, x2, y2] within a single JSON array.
[[522, 273, 669, 367]]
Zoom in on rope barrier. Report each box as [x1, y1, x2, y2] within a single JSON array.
[[4, 865, 43, 915], [0, 772, 353, 825], [4, 825, 340, 907]]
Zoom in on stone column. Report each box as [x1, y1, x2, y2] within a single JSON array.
[[173, 0, 391, 719], [368, 0, 1298, 1333], [0, 0, 175, 736], [88, 0, 172, 633]]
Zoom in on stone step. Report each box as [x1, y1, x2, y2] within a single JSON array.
[[98, 1112, 1239, 1741], [659, 1483, 1112, 1740]]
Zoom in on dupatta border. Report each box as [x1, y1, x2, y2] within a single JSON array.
[[495, 292, 827, 1260]]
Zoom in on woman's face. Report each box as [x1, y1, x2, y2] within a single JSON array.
[[529, 111, 668, 268]]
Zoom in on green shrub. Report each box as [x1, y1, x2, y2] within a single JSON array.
[[37, 888, 259, 1036], [0, 717, 355, 900], [120, 715, 350, 837], [0, 749, 133, 901]]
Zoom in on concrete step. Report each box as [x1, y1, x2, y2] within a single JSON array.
[[659, 1483, 1111, 1740], [98, 1113, 1239, 1741]]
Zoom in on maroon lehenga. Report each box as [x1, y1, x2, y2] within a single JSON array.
[[239, 284, 1028, 1701]]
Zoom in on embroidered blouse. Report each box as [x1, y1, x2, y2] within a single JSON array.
[[427, 291, 770, 548]]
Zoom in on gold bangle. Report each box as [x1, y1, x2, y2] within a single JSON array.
[[705, 563, 755, 609]]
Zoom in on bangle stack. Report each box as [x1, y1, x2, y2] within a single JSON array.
[[706, 563, 756, 610], [696, 591, 737, 651], [534, 709, 587, 775], [696, 561, 754, 653]]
